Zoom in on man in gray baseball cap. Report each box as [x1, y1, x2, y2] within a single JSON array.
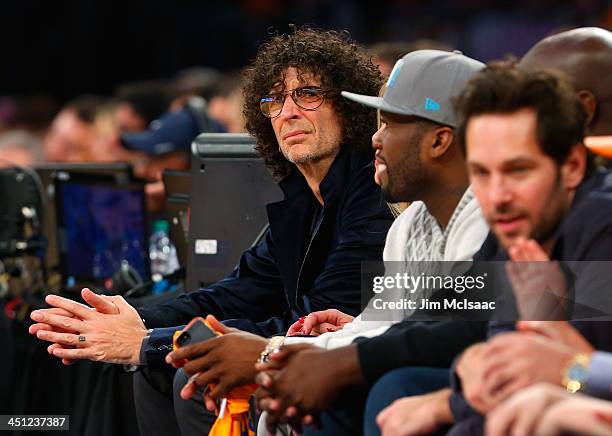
[[255, 50, 486, 436], [343, 50, 484, 210]]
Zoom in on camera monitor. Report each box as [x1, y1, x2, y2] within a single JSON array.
[[54, 172, 149, 286], [35, 162, 134, 272], [188, 133, 283, 290]]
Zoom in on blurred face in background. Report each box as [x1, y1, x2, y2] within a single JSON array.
[[0, 146, 36, 167], [89, 106, 129, 163], [44, 109, 95, 162], [372, 56, 395, 78], [114, 103, 147, 133], [208, 89, 247, 133], [91, 105, 158, 179], [142, 151, 190, 213]]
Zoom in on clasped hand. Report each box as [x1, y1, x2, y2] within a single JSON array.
[[29, 288, 147, 365]]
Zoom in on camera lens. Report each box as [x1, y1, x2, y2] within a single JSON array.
[[177, 332, 190, 346]]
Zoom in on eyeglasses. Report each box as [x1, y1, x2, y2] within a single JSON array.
[[259, 86, 329, 118]]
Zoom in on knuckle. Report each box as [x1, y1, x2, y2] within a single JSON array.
[[193, 375, 205, 387], [183, 363, 195, 375], [93, 350, 105, 361], [466, 391, 478, 404]]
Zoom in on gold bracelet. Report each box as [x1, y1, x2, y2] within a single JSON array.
[[258, 336, 285, 364], [562, 353, 591, 393]]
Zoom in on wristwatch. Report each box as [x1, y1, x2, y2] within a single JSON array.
[[563, 353, 591, 393], [258, 336, 285, 364]]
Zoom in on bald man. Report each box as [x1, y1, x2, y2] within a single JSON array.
[[520, 27, 612, 136]]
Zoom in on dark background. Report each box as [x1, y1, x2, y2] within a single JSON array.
[[1, 0, 610, 103]]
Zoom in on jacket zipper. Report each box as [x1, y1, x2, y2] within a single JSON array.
[[295, 209, 325, 305]]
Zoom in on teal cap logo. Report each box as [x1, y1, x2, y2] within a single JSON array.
[[424, 98, 441, 111]]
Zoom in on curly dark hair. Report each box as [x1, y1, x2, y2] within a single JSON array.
[[242, 27, 383, 179]]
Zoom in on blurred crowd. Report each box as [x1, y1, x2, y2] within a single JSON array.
[[0, 67, 245, 170], [0, 68, 249, 212]]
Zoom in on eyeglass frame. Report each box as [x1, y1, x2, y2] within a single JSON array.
[[259, 86, 331, 118]]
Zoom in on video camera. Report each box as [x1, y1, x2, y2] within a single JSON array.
[[0, 167, 45, 297]]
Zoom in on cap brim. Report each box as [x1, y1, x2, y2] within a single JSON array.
[[121, 131, 159, 154], [341, 91, 416, 117], [341, 91, 385, 109], [120, 109, 200, 155]]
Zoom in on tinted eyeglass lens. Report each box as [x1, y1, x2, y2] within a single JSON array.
[[294, 87, 324, 108], [259, 87, 326, 118], [260, 95, 284, 118]]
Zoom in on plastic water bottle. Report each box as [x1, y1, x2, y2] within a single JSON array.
[[149, 220, 179, 280]]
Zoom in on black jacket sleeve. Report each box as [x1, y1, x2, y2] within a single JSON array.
[[356, 320, 487, 385]]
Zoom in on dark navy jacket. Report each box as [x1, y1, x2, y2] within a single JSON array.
[[448, 168, 612, 435], [137, 148, 393, 368]]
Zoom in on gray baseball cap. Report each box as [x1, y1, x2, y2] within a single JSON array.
[[342, 49, 484, 128]]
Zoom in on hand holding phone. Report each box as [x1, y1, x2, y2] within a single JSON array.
[[171, 317, 219, 368], [173, 317, 219, 349], [172, 317, 228, 416]]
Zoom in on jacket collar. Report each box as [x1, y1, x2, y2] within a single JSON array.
[[277, 147, 360, 206], [569, 167, 611, 210]]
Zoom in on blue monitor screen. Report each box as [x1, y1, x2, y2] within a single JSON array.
[[58, 182, 148, 281]]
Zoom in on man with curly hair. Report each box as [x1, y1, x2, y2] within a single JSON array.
[[30, 27, 393, 435]]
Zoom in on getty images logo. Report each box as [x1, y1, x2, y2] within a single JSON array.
[[424, 98, 441, 111]]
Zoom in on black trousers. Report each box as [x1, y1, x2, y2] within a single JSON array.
[[133, 366, 216, 436], [0, 299, 12, 413]]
